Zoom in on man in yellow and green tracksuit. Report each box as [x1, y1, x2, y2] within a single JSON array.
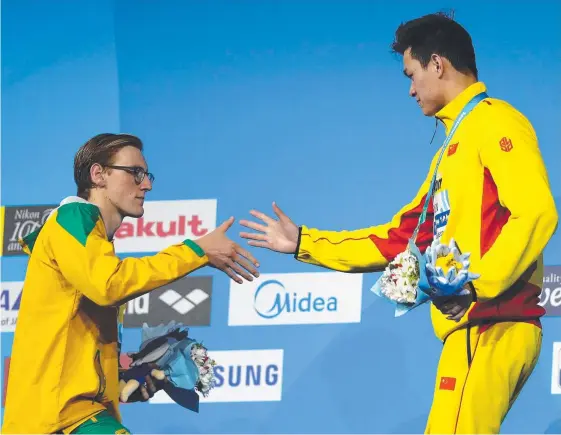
[[2, 133, 259, 434], [239, 14, 558, 434]]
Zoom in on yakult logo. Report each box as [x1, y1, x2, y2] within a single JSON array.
[[113, 199, 217, 253]]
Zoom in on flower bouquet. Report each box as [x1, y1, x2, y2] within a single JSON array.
[[119, 321, 216, 412], [371, 239, 432, 317], [189, 343, 217, 398], [424, 237, 479, 298], [371, 89, 489, 317], [371, 237, 480, 317]]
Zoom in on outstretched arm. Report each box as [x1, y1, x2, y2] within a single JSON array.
[[23, 202, 258, 306], [240, 153, 440, 272]]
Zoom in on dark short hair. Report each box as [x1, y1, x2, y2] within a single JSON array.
[[74, 133, 143, 199], [391, 11, 478, 79]]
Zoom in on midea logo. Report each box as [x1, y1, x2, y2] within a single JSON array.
[[253, 279, 337, 319], [159, 289, 209, 314]]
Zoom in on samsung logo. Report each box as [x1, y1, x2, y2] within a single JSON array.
[[149, 349, 284, 404], [214, 363, 280, 387]]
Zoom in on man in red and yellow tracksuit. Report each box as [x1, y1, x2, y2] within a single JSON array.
[[239, 14, 558, 434], [293, 80, 556, 433]]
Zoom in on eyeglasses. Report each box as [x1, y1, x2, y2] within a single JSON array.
[[105, 165, 155, 185]]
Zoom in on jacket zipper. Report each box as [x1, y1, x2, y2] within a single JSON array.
[[93, 349, 106, 403]]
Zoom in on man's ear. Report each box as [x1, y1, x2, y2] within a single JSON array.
[[90, 163, 106, 188], [430, 54, 445, 78]]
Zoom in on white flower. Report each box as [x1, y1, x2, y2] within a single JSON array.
[[196, 368, 216, 397], [200, 372, 213, 384], [189, 343, 217, 397], [379, 248, 420, 305], [191, 344, 207, 360], [199, 365, 209, 375]]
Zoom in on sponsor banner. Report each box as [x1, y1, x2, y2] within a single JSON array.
[[123, 276, 212, 328], [1, 205, 56, 256], [1, 282, 23, 333], [149, 349, 284, 404], [113, 199, 217, 253], [551, 342, 561, 394], [228, 272, 363, 326], [539, 265, 561, 316]]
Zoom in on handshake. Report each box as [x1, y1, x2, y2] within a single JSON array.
[[191, 216, 261, 284]]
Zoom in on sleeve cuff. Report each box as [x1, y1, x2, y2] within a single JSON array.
[[183, 239, 206, 258], [293, 226, 303, 259]]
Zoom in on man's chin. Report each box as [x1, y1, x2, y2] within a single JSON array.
[[126, 207, 144, 219], [422, 106, 437, 117]]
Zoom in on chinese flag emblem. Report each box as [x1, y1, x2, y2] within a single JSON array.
[[448, 143, 459, 156], [439, 376, 456, 391], [499, 137, 513, 152]]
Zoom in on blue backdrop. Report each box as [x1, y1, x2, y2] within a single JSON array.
[[1, 0, 560, 433]]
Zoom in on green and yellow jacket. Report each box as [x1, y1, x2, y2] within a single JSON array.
[[2, 197, 208, 434]]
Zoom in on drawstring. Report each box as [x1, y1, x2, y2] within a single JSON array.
[[430, 118, 439, 145], [466, 325, 472, 368]]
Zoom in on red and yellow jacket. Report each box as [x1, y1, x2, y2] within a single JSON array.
[[1, 198, 208, 434], [295, 81, 558, 341]]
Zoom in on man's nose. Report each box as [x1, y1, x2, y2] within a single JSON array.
[[140, 177, 152, 191]]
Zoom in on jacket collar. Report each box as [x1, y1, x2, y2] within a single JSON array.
[[51, 196, 111, 241], [21, 197, 99, 255], [48, 195, 96, 219], [435, 81, 487, 133]]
